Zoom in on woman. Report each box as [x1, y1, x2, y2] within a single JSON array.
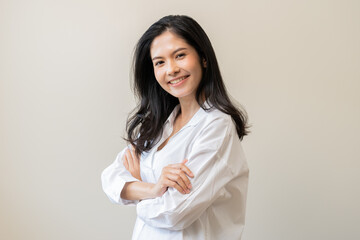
[[101, 15, 249, 239]]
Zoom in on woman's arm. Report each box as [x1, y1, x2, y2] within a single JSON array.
[[102, 145, 194, 205], [101, 148, 141, 205], [121, 147, 157, 200], [135, 117, 249, 230], [120, 181, 156, 200], [122, 147, 194, 201]]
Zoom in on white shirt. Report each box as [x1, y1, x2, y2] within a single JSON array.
[[101, 103, 249, 240]]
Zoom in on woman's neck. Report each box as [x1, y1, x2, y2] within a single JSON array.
[[176, 97, 201, 127]]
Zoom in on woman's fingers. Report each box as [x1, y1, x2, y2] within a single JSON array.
[[123, 154, 129, 170], [169, 160, 194, 178], [166, 168, 192, 190], [125, 149, 134, 169], [163, 178, 187, 194], [155, 159, 194, 195], [166, 173, 191, 193], [131, 146, 140, 162], [123, 146, 142, 181], [180, 164, 194, 178]]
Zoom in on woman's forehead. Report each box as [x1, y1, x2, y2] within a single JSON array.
[[150, 31, 190, 58]]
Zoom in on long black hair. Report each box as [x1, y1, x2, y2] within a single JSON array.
[[126, 15, 249, 155]]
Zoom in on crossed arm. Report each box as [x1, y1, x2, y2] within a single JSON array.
[[102, 117, 243, 230], [120, 146, 194, 201]]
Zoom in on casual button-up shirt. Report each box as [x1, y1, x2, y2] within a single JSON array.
[[101, 103, 249, 239]]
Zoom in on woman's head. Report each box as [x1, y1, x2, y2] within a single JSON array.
[[133, 15, 220, 104], [150, 30, 205, 101], [128, 15, 248, 155]]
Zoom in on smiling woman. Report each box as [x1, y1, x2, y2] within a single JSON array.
[[101, 15, 250, 240], [150, 32, 204, 100]]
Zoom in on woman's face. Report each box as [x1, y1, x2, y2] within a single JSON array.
[[150, 31, 204, 101]]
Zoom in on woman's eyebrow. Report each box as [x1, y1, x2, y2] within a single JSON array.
[[152, 47, 187, 61]]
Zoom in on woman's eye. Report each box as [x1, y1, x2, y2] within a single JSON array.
[[155, 61, 164, 66], [176, 53, 185, 58]]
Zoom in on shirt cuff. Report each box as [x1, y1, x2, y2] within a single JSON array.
[[102, 170, 141, 205]]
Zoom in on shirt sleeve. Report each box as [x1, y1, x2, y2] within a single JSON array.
[[101, 146, 141, 205], [136, 116, 247, 230]]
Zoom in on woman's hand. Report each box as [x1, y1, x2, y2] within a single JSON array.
[[123, 146, 142, 181], [152, 159, 194, 197]]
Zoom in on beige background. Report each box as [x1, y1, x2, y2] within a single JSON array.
[[1, 0, 359, 239]]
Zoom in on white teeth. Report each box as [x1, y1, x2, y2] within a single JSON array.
[[170, 76, 188, 84]]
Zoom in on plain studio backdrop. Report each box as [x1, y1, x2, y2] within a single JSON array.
[[1, 0, 359, 239]]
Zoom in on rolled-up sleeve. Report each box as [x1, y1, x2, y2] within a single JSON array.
[[101, 147, 141, 205], [136, 117, 246, 230]]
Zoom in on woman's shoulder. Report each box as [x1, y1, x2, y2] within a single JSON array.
[[201, 104, 232, 125], [205, 107, 231, 120], [189, 106, 237, 153], [195, 105, 235, 136]]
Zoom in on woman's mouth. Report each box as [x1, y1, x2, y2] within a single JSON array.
[[169, 75, 189, 85]]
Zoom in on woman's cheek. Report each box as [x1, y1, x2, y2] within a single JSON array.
[[154, 70, 160, 83], [154, 71, 165, 87]]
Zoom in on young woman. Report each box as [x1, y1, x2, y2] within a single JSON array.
[[101, 15, 250, 239]]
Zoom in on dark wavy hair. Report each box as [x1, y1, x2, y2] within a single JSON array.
[[126, 15, 249, 155]]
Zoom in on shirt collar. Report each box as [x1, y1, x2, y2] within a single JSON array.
[[164, 105, 180, 126], [164, 100, 214, 128]]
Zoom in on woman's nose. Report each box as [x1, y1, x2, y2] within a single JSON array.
[[166, 60, 180, 75]]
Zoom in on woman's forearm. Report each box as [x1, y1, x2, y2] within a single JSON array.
[[120, 181, 156, 201]]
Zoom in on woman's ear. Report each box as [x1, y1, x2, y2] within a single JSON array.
[[202, 58, 207, 68]]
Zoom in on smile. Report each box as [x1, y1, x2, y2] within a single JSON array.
[[169, 75, 189, 85]]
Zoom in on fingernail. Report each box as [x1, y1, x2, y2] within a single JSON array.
[[188, 184, 192, 189]]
